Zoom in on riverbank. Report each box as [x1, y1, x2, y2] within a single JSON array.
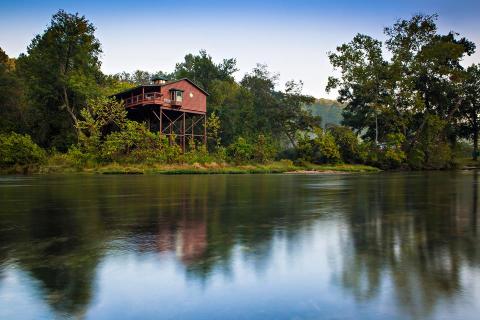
[[1, 161, 380, 175]]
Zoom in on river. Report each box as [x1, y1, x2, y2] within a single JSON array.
[[0, 172, 479, 319]]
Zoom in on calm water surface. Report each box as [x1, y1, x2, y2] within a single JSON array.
[[0, 172, 480, 319]]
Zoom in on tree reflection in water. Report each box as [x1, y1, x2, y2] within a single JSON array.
[[0, 173, 479, 319], [339, 172, 480, 318]]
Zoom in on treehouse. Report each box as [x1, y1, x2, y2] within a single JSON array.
[[113, 77, 208, 151]]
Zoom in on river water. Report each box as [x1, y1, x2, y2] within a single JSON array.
[[0, 172, 479, 319]]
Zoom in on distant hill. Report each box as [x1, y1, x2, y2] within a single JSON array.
[[306, 98, 345, 128]]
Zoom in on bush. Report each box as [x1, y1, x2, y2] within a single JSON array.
[[407, 146, 425, 170], [0, 132, 46, 166], [297, 128, 341, 164], [253, 134, 276, 163], [183, 139, 216, 164], [329, 126, 363, 163], [426, 141, 452, 169], [227, 137, 253, 163], [366, 133, 406, 169]]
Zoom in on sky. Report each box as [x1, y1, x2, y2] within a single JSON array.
[[1, 0, 480, 98]]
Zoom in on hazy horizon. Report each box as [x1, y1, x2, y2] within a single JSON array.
[[1, 0, 480, 98]]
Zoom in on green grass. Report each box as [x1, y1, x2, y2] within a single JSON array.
[[68, 161, 379, 175], [1, 159, 381, 175]]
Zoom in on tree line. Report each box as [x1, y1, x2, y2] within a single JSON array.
[[0, 10, 479, 170]]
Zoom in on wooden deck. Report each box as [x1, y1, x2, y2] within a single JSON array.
[[124, 92, 183, 109]]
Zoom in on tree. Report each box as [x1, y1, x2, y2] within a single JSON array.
[[174, 50, 238, 92], [326, 33, 390, 142], [239, 64, 319, 146], [17, 10, 103, 149], [278, 80, 319, 147], [0, 48, 24, 133], [327, 14, 476, 168], [459, 64, 480, 160], [114, 70, 172, 85]]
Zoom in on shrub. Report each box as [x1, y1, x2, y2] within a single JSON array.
[[227, 137, 253, 163], [316, 130, 341, 163], [370, 133, 406, 169], [0, 132, 46, 166], [407, 146, 425, 170], [329, 126, 363, 163], [253, 134, 276, 163], [426, 141, 452, 169], [296, 133, 314, 162], [297, 128, 341, 164], [183, 140, 215, 164]]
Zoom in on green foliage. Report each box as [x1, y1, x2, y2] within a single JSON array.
[[4, 10, 479, 171], [316, 130, 342, 164], [297, 128, 341, 164], [207, 111, 222, 150], [0, 132, 45, 166], [365, 133, 406, 169], [406, 114, 453, 169], [326, 14, 476, 169], [329, 126, 364, 163], [0, 48, 24, 134], [426, 141, 453, 169], [174, 49, 237, 93], [227, 137, 254, 164], [253, 134, 277, 163], [76, 96, 183, 164], [382, 133, 407, 168], [16, 10, 103, 149], [183, 142, 217, 164], [458, 64, 480, 159], [115, 70, 172, 86]]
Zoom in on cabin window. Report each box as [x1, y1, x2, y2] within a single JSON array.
[[171, 90, 183, 102]]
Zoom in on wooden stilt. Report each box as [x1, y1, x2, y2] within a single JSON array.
[[159, 107, 162, 135], [204, 114, 207, 145], [182, 112, 186, 152]]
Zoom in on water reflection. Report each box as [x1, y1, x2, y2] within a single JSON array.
[[0, 173, 479, 319]]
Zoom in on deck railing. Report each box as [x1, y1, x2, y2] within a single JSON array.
[[125, 92, 163, 107], [124, 92, 182, 108]]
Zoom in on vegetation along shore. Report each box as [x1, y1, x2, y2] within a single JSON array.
[[1, 11, 479, 174]]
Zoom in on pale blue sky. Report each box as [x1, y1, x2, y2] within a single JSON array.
[[1, 0, 479, 98]]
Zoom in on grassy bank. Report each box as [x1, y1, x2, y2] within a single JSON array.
[[1, 160, 380, 175]]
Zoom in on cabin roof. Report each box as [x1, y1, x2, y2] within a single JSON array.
[[113, 78, 209, 97]]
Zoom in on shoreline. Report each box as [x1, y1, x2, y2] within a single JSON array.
[[0, 162, 381, 175]]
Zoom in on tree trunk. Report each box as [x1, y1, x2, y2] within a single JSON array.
[[284, 130, 297, 149], [63, 86, 80, 140]]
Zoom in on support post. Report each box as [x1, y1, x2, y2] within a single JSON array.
[[170, 112, 173, 145], [204, 114, 207, 146], [182, 112, 186, 153], [159, 107, 162, 135]]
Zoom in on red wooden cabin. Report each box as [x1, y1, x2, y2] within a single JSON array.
[[113, 77, 208, 151]]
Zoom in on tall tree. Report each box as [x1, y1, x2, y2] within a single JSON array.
[[17, 10, 103, 149], [174, 49, 238, 92], [0, 48, 24, 133], [326, 34, 390, 141], [277, 80, 318, 147], [114, 70, 172, 85], [459, 64, 480, 160], [327, 14, 475, 166]]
